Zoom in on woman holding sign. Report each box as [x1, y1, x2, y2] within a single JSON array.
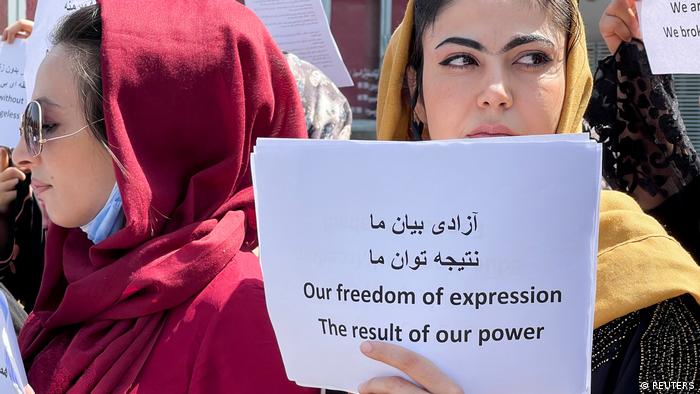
[[376, 0, 700, 392]]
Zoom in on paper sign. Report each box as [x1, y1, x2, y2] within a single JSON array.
[[251, 137, 601, 393], [0, 41, 26, 148], [24, 0, 96, 101], [246, 0, 354, 87], [0, 293, 28, 394], [641, 0, 700, 74]]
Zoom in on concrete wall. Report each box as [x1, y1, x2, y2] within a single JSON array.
[[580, 0, 609, 42]]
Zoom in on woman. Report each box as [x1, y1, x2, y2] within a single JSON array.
[[0, 13, 349, 328], [377, 0, 700, 392], [12, 2, 320, 392]]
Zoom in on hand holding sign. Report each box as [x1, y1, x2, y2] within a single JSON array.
[[359, 341, 463, 394], [600, 0, 641, 53], [1, 20, 33, 44]]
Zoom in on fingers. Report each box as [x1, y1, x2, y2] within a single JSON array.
[[0, 167, 26, 183], [600, 0, 641, 53], [359, 376, 428, 394], [0, 148, 9, 171], [18, 19, 33, 35], [3, 26, 17, 44], [0, 189, 17, 214], [0, 167, 24, 215], [600, 17, 624, 53], [2, 19, 34, 44], [608, 0, 640, 36], [604, 15, 633, 42], [360, 341, 463, 394], [0, 178, 19, 192]]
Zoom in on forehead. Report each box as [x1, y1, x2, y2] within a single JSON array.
[[425, 0, 563, 47], [33, 45, 78, 101]]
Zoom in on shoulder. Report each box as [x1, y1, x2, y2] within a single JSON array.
[[593, 295, 700, 391], [185, 253, 317, 393], [639, 295, 700, 385]]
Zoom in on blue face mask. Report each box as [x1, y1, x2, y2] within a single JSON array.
[[80, 183, 125, 244]]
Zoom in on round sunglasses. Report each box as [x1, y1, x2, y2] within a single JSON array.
[[19, 100, 103, 157]]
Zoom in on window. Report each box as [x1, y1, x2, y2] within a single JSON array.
[[329, 0, 407, 139]]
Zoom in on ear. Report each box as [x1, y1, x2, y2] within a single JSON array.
[[406, 66, 427, 125]]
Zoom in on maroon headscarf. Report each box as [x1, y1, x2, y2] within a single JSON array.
[[19, 1, 314, 392]]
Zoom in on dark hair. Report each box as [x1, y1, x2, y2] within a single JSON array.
[[408, 0, 580, 116], [51, 5, 106, 146]]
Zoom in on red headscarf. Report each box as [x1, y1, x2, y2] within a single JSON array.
[[19, 1, 315, 393]]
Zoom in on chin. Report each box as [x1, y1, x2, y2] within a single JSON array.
[[45, 204, 88, 229]]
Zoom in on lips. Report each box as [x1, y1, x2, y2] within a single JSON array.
[[467, 124, 515, 138], [31, 179, 52, 196]]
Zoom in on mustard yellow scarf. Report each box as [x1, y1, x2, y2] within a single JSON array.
[[377, 0, 700, 328]]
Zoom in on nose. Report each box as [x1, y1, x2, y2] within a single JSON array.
[[476, 67, 513, 110], [13, 132, 35, 170]]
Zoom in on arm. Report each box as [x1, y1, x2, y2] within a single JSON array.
[[587, 39, 700, 211], [586, 0, 700, 261]]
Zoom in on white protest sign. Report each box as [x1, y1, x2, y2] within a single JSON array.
[[0, 41, 27, 147], [246, 0, 354, 87], [252, 137, 601, 393], [0, 293, 28, 394], [24, 0, 96, 101], [641, 0, 700, 74]]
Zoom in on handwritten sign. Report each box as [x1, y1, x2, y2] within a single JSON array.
[[24, 0, 97, 101], [641, 0, 700, 74], [0, 293, 27, 394], [246, 0, 353, 87], [0, 41, 26, 147], [251, 136, 601, 393]]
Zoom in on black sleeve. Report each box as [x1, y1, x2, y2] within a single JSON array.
[[586, 40, 700, 263], [586, 39, 700, 212]]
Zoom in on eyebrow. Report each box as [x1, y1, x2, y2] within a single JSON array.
[[34, 97, 61, 108], [434, 37, 485, 52], [435, 34, 555, 54]]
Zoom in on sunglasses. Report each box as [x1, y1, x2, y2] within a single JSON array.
[[19, 100, 104, 157]]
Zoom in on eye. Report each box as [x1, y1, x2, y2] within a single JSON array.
[[42, 123, 57, 135], [439, 54, 479, 69], [515, 52, 552, 68]]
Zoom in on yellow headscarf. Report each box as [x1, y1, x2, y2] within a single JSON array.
[[377, 0, 700, 328]]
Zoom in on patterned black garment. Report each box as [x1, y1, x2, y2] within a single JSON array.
[[586, 41, 700, 394], [586, 39, 700, 261]]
